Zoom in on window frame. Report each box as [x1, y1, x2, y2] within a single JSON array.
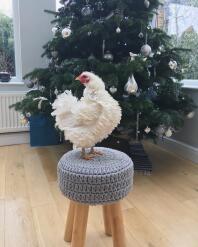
[[11, 0, 23, 83]]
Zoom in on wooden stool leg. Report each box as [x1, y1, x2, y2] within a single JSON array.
[[72, 203, 89, 247], [109, 202, 126, 247], [103, 205, 112, 236], [64, 201, 76, 242]]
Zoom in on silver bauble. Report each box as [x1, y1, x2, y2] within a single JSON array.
[[156, 125, 166, 136], [144, 0, 150, 8], [81, 5, 93, 16], [96, 1, 104, 11], [124, 74, 138, 95], [26, 81, 34, 89], [141, 44, 152, 57]]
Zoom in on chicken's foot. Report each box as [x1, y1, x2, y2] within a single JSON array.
[[89, 147, 103, 156], [81, 148, 95, 160]]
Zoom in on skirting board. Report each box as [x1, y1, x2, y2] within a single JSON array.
[[0, 132, 30, 146], [158, 137, 198, 164]]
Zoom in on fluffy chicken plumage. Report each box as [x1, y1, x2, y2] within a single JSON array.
[[52, 72, 122, 158]]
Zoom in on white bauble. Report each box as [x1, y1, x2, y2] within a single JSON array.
[[125, 74, 138, 94], [62, 27, 72, 39], [116, 27, 121, 33], [138, 32, 144, 38], [141, 44, 152, 57], [187, 111, 195, 119], [109, 86, 117, 94], [144, 126, 151, 134], [26, 112, 31, 118], [169, 60, 177, 70], [165, 128, 173, 137], [52, 27, 58, 35]]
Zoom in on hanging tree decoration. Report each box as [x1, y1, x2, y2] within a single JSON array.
[[109, 86, 117, 94], [104, 51, 114, 61], [169, 60, 177, 70], [52, 26, 58, 35], [116, 27, 121, 33], [95, 1, 104, 11], [144, 0, 150, 8], [81, 0, 93, 16], [125, 74, 138, 95], [165, 127, 173, 137], [144, 126, 151, 134], [62, 26, 72, 38], [33, 97, 48, 110], [62, 20, 72, 39], [156, 125, 166, 137], [187, 111, 195, 119], [138, 24, 144, 38], [140, 33, 152, 57], [129, 52, 138, 61]]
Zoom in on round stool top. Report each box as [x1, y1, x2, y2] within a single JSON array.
[[58, 147, 134, 205]]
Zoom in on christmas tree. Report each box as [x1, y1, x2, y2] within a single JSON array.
[[14, 0, 195, 143]]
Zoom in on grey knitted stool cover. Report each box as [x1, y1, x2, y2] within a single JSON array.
[[58, 147, 134, 205]]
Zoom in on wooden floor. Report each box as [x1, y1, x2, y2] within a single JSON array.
[[0, 142, 198, 247]]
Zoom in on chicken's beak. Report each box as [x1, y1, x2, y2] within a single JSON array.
[[75, 76, 80, 81]]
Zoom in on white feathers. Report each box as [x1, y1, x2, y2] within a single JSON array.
[[52, 73, 122, 148]]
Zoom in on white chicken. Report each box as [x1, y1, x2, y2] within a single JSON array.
[[51, 72, 122, 160]]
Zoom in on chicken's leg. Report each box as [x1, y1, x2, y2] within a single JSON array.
[[81, 148, 95, 160], [89, 147, 103, 156]]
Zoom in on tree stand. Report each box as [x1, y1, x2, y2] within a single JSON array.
[[57, 147, 134, 247]]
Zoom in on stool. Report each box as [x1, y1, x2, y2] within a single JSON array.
[[58, 147, 134, 247]]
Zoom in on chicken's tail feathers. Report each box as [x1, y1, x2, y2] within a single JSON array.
[[51, 90, 78, 117]]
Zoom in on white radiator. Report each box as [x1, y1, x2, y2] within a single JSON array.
[[0, 92, 29, 133]]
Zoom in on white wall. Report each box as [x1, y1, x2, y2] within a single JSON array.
[[0, 0, 56, 145], [159, 86, 198, 163], [13, 0, 56, 80]]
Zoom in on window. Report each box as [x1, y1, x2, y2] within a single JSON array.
[[156, 0, 198, 79], [0, 0, 15, 77], [56, 0, 62, 10]]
